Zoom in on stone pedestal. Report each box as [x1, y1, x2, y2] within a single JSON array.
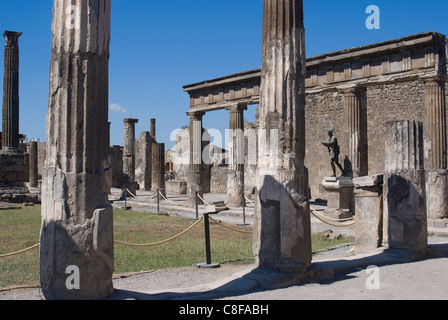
[[165, 180, 187, 195], [321, 176, 354, 219], [383, 120, 427, 253], [425, 169, 448, 227], [353, 174, 383, 254]]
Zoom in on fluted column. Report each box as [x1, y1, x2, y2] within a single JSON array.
[[186, 111, 205, 202], [424, 77, 447, 170], [28, 141, 38, 188], [226, 104, 246, 206], [254, 0, 311, 272], [424, 76, 448, 226], [383, 120, 427, 252], [2, 31, 21, 152], [40, 0, 113, 300], [123, 118, 139, 194], [343, 87, 363, 177]]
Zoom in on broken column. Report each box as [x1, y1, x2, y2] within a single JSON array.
[[226, 103, 246, 206], [151, 142, 166, 197], [383, 120, 427, 253], [2, 31, 22, 152], [424, 77, 448, 227], [40, 0, 113, 300], [123, 118, 139, 195], [253, 0, 312, 272], [28, 140, 38, 188], [135, 131, 152, 191]]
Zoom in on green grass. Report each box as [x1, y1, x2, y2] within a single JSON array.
[[0, 205, 353, 289]]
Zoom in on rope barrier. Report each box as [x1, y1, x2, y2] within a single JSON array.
[[196, 193, 244, 210], [125, 189, 158, 200], [158, 190, 195, 206], [113, 217, 203, 247], [244, 196, 255, 206], [0, 243, 40, 258], [310, 207, 355, 228], [310, 206, 354, 222], [209, 216, 253, 235]]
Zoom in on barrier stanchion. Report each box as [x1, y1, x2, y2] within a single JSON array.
[[196, 213, 220, 269], [156, 188, 160, 214], [237, 195, 249, 226], [195, 191, 199, 220], [121, 189, 131, 210]]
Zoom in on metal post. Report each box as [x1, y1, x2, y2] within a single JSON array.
[[157, 188, 160, 214], [196, 213, 220, 269], [195, 191, 199, 220], [237, 194, 249, 226], [121, 188, 131, 210]]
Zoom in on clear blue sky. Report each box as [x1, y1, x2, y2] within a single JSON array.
[[0, 0, 447, 150]]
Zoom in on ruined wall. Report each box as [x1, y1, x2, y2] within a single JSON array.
[[366, 80, 426, 175]]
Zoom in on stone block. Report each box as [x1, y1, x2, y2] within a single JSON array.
[[165, 180, 187, 195]]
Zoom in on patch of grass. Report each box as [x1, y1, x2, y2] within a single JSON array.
[[0, 206, 353, 289]]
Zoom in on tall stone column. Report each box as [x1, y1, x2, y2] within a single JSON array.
[[424, 77, 448, 227], [2, 31, 22, 152], [253, 0, 312, 272], [186, 111, 205, 203], [136, 131, 152, 191], [123, 118, 139, 195], [343, 87, 364, 177], [226, 104, 246, 206], [383, 120, 427, 252], [28, 140, 38, 188], [40, 0, 113, 300], [151, 142, 166, 196], [150, 118, 156, 141]]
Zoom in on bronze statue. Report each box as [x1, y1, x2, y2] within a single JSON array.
[[321, 130, 344, 177]]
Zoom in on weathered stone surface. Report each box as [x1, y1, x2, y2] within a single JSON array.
[[426, 169, 448, 227], [40, 0, 113, 300], [151, 142, 165, 196], [135, 131, 152, 191], [28, 141, 38, 187], [353, 174, 383, 254], [253, 0, 312, 272], [2, 31, 21, 151], [383, 121, 427, 253], [123, 118, 139, 195], [165, 180, 187, 195]]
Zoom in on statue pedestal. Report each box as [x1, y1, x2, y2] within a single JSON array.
[[321, 177, 354, 219]]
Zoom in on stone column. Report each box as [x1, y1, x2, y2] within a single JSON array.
[[383, 120, 427, 253], [424, 77, 448, 227], [151, 142, 166, 197], [2, 31, 22, 152], [253, 0, 312, 272], [342, 87, 364, 177], [226, 103, 247, 206], [40, 0, 113, 300], [136, 131, 152, 191], [28, 140, 38, 188], [186, 111, 205, 203], [123, 118, 139, 195], [150, 118, 156, 141]]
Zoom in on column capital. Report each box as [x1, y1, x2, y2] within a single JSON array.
[[186, 110, 205, 119], [423, 75, 447, 86], [3, 31, 22, 47], [123, 118, 139, 124], [340, 86, 361, 96], [226, 103, 248, 113]]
